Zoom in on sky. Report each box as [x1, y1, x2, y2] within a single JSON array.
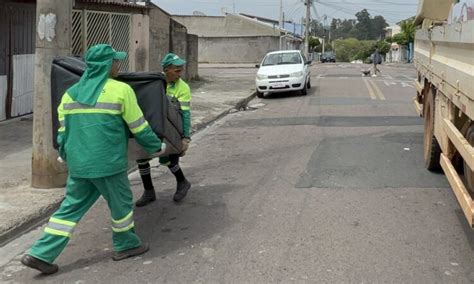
[[152, 0, 420, 26]]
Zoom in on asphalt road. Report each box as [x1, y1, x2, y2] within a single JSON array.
[[1, 63, 473, 283]]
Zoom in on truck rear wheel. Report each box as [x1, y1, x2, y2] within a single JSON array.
[[463, 126, 474, 195], [423, 88, 441, 171]]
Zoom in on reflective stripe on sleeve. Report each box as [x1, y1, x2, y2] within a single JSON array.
[[180, 101, 190, 110], [58, 120, 65, 132], [127, 116, 148, 133]]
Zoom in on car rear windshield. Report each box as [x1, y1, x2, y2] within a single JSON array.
[[262, 52, 302, 66], [322, 52, 335, 57]]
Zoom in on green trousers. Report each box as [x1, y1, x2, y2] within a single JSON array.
[[29, 171, 141, 264]]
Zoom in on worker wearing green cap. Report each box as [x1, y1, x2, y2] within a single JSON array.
[[135, 53, 192, 207], [21, 44, 166, 275]]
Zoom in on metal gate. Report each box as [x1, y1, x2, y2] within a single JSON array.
[[72, 9, 131, 71], [0, 2, 36, 120]]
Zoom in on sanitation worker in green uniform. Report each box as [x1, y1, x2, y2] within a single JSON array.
[[21, 44, 166, 275], [135, 53, 192, 206]]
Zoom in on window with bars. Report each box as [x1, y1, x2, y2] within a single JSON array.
[[72, 10, 131, 71]]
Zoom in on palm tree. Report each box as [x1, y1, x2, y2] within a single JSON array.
[[393, 17, 416, 46]]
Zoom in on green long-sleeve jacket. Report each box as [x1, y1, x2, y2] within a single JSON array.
[[57, 79, 163, 178], [166, 78, 192, 138]]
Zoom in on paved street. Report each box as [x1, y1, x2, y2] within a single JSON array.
[[1, 63, 473, 282]]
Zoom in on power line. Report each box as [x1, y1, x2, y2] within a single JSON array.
[[315, 1, 414, 22]]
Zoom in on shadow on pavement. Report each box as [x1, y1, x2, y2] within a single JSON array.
[[261, 91, 304, 100]]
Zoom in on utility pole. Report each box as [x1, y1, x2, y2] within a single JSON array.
[[304, 0, 311, 58], [279, 0, 283, 50], [32, 0, 72, 188]]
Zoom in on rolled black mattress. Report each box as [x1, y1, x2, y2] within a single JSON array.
[[51, 56, 183, 155]]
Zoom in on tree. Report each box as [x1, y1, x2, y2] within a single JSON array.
[[400, 19, 416, 44], [340, 19, 356, 38], [334, 38, 375, 62], [392, 33, 407, 45], [353, 9, 372, 40], [313, 9, 388, 49], [375, 40, 391, 54], [372, 15, 388, 40], [330, 18, 356, 40], [309, 36, 320, 51], [310, 20, 326, 38], [391, 17, 416, 46]]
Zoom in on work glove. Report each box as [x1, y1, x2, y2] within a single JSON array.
[[180, 138, 191, 157], [57, 150, 66, 164], [156, 142, 167, 157]]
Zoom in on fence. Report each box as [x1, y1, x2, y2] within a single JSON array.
[[72, 9, 131, 71]]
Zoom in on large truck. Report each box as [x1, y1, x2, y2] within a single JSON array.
[[414, 0, 474, 227]]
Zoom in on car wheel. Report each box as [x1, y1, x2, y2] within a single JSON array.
[[307, 78, 311, 89], [301, 83, 308, 96], [256, 90, 264, 98]]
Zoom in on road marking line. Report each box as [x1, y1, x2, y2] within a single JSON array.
[[401, 81, 414, 88], [384, 80, 397, 87], [363, 78, 377, 100], [369, 79, 386, 100]]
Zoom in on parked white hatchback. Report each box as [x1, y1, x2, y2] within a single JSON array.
[[255, 50, 311, 98]]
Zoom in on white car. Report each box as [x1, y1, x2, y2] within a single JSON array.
[[255, 50, 311, 98]]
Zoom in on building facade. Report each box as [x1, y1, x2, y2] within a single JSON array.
[[174, 13, 302, 64], [0, 0, 198, 121]]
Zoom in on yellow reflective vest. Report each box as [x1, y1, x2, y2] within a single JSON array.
[[57, 79, 163, 178]]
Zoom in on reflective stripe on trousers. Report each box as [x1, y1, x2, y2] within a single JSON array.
[[44, 217, 77, 238], [111, 211, 135, 232]]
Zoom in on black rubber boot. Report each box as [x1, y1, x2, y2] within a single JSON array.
[[173, 179, 191, 202], [21, 254, 59, 275], [135, 189, 156, 207]]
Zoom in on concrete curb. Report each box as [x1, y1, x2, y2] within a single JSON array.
[[384, 63, 415, 69], [0, 195, 64, 247], [199, 65, 257, 69], [192, 90, 257, 131], [0, 90, 257, 247]]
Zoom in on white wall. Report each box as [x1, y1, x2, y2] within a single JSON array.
[[199, 36, 280, 63], [174, 14, 280, 37], [0, 75, 6, 121], [11, 54, 34, 118]]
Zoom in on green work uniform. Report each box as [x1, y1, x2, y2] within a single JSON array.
[[29, 79, 163, 264], [159, 78, 192, 166]]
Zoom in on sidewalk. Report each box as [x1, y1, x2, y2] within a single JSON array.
[[199, 63, 257, 69], [0, 66, 257, 246]]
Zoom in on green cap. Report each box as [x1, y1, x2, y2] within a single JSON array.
[[68, 44, 127, 106], [85, 44, 127, 63], [161, 53, 186, 68]]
